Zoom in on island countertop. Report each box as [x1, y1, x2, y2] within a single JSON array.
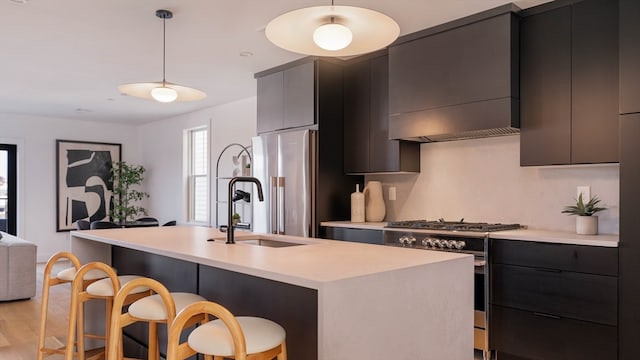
[[70, 225, 470, 290], [70, 225, 473, 360]]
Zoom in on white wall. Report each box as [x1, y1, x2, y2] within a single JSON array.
[[366, 135, 620, 234], [139, 96, 257, 227], [0, 114, 140, 261]]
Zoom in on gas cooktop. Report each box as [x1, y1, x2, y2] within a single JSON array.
[[385, 219, 523, 232]]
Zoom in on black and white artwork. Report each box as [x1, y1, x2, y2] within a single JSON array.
[[56, 140, 121, 232]]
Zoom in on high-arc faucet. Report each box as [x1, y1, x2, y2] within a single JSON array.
[[227, 176, 264, 244]]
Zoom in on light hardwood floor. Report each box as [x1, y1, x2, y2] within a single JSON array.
[[0, 262, 70, 360]]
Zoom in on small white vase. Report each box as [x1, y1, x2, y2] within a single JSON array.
[[576, 216, 598, 235], [350, 184, 365, 223], [364, 181, 386, 222]]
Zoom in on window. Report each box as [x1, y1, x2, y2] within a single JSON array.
[[188, 128, 208, 223]]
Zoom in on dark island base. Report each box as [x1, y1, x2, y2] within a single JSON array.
[[112, 246, 318, 359]]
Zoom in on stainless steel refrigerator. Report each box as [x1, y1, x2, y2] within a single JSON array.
[[252, 129, 316, 237]]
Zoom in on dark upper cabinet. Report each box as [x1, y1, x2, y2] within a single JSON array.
[[387, 7, 519, 141], [256, 61, 316, 134], [620, 0, 640, 114], [344, 54, 420, 173], [256, 71, 284, 134], [520, 0, 619, 166], [520, 6, 572, 166]]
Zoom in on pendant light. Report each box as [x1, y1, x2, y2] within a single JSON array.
[[118, 10, 206, 103], [265, 1, 399, 57]]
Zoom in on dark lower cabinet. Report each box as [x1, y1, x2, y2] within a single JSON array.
[[520, 0, 619, 166], [490, 239, 618, 359], [112, 246, 319, 360], [491, 305, 617, 360], [318, 226, 383, 245]]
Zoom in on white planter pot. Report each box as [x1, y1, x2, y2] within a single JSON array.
[[576, 216, 598, 235]]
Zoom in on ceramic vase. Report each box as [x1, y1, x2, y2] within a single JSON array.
[[350, 184, 365, 223], [576, 216, 598, 235], [364, 181, 386, 222]]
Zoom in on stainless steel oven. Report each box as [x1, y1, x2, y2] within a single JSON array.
[[383, 220, 522, 360]]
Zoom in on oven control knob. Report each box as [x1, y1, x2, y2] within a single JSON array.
[[422, 237, 434, 247], [454, 240, 466, 250], [445, 240, 456, 249], [432, 239, 441, 248], [399, 235, 416, 246]]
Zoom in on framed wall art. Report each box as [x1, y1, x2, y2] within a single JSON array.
[[56, 140, 121, 232]]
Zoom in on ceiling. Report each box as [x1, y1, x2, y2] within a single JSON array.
[[2, 0, 551, 125]]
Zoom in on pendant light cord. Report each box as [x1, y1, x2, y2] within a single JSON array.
[[161, 15, 167, 86]]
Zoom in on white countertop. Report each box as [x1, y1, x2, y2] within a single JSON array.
[[71, 226, 470, 289], [321, 220, 619, 247]]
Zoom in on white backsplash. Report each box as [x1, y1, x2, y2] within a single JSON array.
[[366, 135, 620, 234]]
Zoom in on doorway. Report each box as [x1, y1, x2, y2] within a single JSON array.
[[0, 144, 17, 235]]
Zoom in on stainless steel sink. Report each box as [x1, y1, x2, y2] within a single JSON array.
[[236, 239, 306, 248]]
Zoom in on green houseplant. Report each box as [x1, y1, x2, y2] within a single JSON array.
[[562, 193, 607, 235], [109, 161, 150, 224]]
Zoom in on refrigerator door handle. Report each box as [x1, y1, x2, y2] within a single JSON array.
[[278, 177, 285, 234], [270, 176, 278, 234]]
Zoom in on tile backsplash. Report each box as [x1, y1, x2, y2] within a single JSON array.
[[365, 135, 619, 234]]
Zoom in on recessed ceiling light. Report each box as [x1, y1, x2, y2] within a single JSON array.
[[8, 0, 29, 4], [75, 108, 93, 113], [239, 51, 254, 57]]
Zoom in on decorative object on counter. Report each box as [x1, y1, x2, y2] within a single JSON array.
[[350, 184, 365, 223], [118, 10, 206, 103], [364, 181, 385, 222], [109, 161, 150, 225], [265, 0, 399, 57], [562, 193, 607, 235]]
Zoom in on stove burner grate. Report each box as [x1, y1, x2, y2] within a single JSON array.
[[386, 219, 522, 232]]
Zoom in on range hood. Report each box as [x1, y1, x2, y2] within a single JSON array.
[[386, 5, 520, 143], [388, 97, 520, 142]]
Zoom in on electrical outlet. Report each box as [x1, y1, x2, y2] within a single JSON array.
[[577, 186, 590, 200], [389, 186, 397, 201]]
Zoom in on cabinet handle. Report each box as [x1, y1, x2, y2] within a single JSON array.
[[533, 312, 562, 320], [535, 268, 562, 273]]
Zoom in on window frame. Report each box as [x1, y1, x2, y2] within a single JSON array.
[[186, 127, 209, 224]]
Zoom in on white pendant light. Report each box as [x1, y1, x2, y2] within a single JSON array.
[[118, 10, 206, 103], [266, 1, 399, 57]]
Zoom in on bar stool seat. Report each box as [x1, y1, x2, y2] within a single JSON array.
[[167, 301, 287, 360], [189, 316, 286, 356], [86, 275, 149, 296], [128, 292, 206, 321], [108, 277, 206, 360], [56, 267, 107, 282]]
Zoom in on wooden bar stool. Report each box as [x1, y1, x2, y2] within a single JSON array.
[[107, 277, 206, 360], [167, 301, 287, 360], [37, 252, 107, 360], [66, 262, 152, 360]]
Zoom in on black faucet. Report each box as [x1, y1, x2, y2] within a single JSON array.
[[227, 176, 264, 244]]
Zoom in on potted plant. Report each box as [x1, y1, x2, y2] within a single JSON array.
[[109, 161, 150, 225], [562, 193, 607, 235], [232, 212, 241, 226]]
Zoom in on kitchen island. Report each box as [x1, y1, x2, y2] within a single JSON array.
[[70, 226, 473, 360]]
